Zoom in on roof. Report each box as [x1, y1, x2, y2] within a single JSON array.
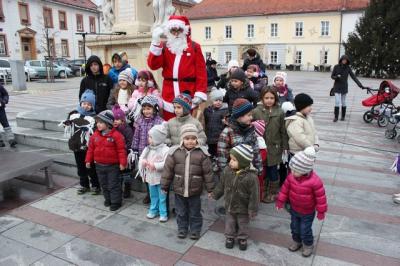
[[185, 0, 369, 20], [45, 0, 98, 12]]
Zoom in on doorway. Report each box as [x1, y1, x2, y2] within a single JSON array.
[[21, 37, 35, 60]]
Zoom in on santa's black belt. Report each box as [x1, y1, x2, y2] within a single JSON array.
[[165, 77, 196, 82]]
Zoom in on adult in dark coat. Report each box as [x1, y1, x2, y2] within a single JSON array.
[[242, 48, 266, 77], [331, 55, 366, 122], [79, 55, 114, 114], [206, 59, 220, 90]]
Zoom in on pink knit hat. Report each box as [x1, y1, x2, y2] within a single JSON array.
[[252, 120, 265, 137], [112, 104, 126, 121]]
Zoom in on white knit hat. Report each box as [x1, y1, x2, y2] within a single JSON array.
[[289, 147, 316, 175], [227, 60, 239, 72], [281, 101, 295, 114], [118, 68, 134, 85], [149, 124, 167, 146], [273, 71, 287, 85], [209, 88, 225, 101]]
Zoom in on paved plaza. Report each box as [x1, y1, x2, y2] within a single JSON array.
[[0, 72, 399, 265]]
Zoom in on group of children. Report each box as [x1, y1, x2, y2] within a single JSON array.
[[63, 56, 327, 256]]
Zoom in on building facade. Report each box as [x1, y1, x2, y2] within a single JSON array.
[[185, 0, 368, 71], [0, 0, 99, 61]]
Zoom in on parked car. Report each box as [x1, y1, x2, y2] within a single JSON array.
[[25, 60, 72, 78], [53, 58, 83, 76], [0, 59, 39, 81], [70, 59, 86, 75]]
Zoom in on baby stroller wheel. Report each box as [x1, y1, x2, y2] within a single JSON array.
[[363, 111, 374, 123], [385, 129, 397, 139], [377, 115, 389, 127]]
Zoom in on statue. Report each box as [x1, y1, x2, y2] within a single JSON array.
[[152, 0, 175, 30], [102, 0, 115, 32]]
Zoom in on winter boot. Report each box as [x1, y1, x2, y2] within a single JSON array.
[[333, 107, 339, 122], [288, 240, 302, 252], [262, 180, 279, 203], [302, 244, 314, 257], [4, 127, 16, 147], [341, 106, 347, 121], [123, 182, 131, 198]]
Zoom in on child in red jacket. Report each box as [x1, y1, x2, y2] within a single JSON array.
[[86, 110, 128, 211], [276, 147, 327, 257]]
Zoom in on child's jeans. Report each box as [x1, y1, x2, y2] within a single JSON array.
[[96, 164, 122, 206], [74, 151, 99, 189], [149, 184, 167, 218], [175, 194, 202, 233], [290, 209, 315, 246], [225, 212, 250, 240]]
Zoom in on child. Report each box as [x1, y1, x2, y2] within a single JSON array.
[[139, 124, 170, 222], [217, 60, 239, 89], [62, 90, 100, 195], [85, 110, 127, 211], [218, 98, 263, 176], [204, 88, 228, 158], [223, 69, 259, 113], [285, 93, 319, 155], [112, 105, 134, 198], [252, 87, 288, 203], [132, 95, 164, 203], [161, 123, 214, 240], [0, 85, 16, 147], [107, 68, 135, 113], [245, 64, 266, 94], [276, 147, 327, 257], [108, 52, 138, 86], [127, 70, 162, 122], [251, 120, 267, 201], [211, 144, 259, 250], [272, 72, 294, 104], [165, 93, 207, 146]]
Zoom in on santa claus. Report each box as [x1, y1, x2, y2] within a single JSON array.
[[147, 15, 207, 120]]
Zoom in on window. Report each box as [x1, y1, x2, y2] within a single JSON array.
[[323, 51, 328, 64], [321, 21, 330, 36], [76, 14, 84, 31], [89, 16, 96, 33], [225, 51, 232, 64], [18, 2, 30, 25], [270, 51, 277, 64], [295, 22, 303, 37], [0, 0, 5, 22], [43, 7, 53, 28], [225, 25, 232, 39], [78, 41, 84, 57], [0, 60, 10, 67], [30, 61, 41, 67], [247, 24, 254, 38], [205, 26, 211, 39], [271, 23, 278, 37], [61, 39, 69, 57], [295, 51, 302, 64], [59, 11, 67, 30], [0, 35, 8, 56], [48, 38, 55, 57]]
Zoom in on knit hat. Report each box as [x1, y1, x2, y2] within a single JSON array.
[[141, 95, 159, 109], [230, 144, 254, 169], [80, 89, 96, 107], [273, 71, 287, 85], [227, 60, 239, 72], [289, 147, 316, 175], [230, 69, 247, 83], [281, 101, 295, 114], [112, 104, 126, 121], [149, 124, 168, 146], [180, 123, 198, 140], [231, 98, 253, 119], [136, 70, 156, 88], [173, 93, 192, 115], [294, 93, 314, 112], [96, 110, 114, 127], [118, 68, 134, 85], [209, 88, 225, 102], [252, 120, 265, 137]]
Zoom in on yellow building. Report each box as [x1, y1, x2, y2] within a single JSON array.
[[185, 0, 369, 71]]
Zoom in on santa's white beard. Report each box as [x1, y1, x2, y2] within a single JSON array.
[[166, 32, 188, 55]]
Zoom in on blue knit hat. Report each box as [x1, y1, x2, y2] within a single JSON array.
[[173, 93, 192, 115], [80, 89, 96, 108], [231, 98, 253, 119]]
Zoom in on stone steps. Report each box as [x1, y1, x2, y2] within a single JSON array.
[[14, 127, 70, 152]]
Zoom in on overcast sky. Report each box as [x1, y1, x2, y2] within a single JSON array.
[[92, 0, 202, 6]]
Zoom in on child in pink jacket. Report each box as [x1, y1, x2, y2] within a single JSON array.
[[276, 147, 327, 257]]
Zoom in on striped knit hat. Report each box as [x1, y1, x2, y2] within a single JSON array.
[[289, 147, 316, 175], [252, 120, 265, 137], [118, 68, 134, 85], [230, 144, 254, 169], [96, 110, 114, 128], [180, 123, 198, 140], [141, 95, 159, 108], [231, 98, 253, 119], [173, 93, 192, 115]]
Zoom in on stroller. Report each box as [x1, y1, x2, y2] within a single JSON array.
[[385, 112, 400, 142], [362, 80, 400, 127]]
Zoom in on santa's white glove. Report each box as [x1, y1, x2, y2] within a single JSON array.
[[152, 26, 164, 45], [282, 150, 289, 164], [192, 96, 204, 107]]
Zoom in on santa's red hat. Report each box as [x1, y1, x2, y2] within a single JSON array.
[[166, 15, 190, 36]]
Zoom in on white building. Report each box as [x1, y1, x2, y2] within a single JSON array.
[[0, 0, 99, 61]]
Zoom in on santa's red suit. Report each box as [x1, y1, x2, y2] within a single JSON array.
[[147, 16, 207, 120]]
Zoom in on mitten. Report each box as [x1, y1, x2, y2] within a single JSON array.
[[317, 212, 325, 220]]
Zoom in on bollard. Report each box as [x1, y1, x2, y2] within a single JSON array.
[[10, 60, 26, 91]]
